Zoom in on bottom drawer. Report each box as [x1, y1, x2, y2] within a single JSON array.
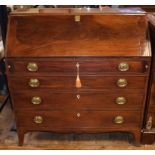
[[16, 111, 141, 130]]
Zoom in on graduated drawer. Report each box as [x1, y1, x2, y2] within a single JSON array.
[[6, 58, 149, 74], [16, 110, 141, 129], [13, 91, 144, 110], [9, 75, 147, 90]]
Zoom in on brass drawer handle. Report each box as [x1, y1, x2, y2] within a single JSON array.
[[118, 62, 129, 72], [31, 96, 42, 105], [27, 62, 38, 72], [117, 78, 127, 88], [33, 116, 43, 124], [29, 78, 40, 88], [114, 116, 124, 124], [115, 97, 126, 105]]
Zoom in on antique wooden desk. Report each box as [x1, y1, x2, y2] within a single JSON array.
[[5, 8, 151, 146]]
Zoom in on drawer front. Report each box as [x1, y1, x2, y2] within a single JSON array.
[[13, 92, 144, 110], [9, 76, 147, 90], [7, 58, 76, 74], [6, 58, 149, 74], [77, 58, 148, 74], [16, 110, 141, 129]]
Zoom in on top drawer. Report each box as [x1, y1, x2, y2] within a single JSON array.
[[6, 58, 149, 75]]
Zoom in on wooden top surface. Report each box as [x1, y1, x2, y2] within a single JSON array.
[[11, 8, 145, 15], [5, 8, 151, 58]]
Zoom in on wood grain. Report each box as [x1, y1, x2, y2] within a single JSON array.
[[5, 8, 151, 146], [8, 75, 147, 90], [12, 91, 144, 110], [6, 58, 150, 74], [16, 110, 141, 129], [6, 12, 150, 57]]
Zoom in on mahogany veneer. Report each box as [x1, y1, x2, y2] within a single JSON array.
[[5, 8, 151, 146]]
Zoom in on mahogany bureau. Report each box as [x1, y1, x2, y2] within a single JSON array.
[[5, 8, 151, 146]]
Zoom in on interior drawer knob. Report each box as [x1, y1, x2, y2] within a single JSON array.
[[118, 62, 129, 72], [115, 97, 126, 105], [31, 96, 42, 105], [117, 78, 128, 88], [29, 78, 40, 88], [33, 116, 43, 124], [114, 116, 124, 124], [27, 62, 38, 72]]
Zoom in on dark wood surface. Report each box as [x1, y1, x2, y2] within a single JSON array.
[[16, 110, 141, 129], [5, 8, 151, 146], [12, 91, 144, 110], [141, 131, 155, 144], [8, 75, 147, 90], [5, 9, 150, 57], [6, 58, 150, 74]]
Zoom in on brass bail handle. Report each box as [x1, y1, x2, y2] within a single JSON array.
[[76, 62, 82, 88]]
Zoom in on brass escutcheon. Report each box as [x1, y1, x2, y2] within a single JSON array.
[[33, 116, 43, 124], [118, 62, 129, 72], [31, 96, 42, 105], [29, 78, 40, 88], [117, 78, 128, 88], [114, 116, 124, 124], [27, 62, 38, 72], [115, 97, 126, 105], [75, 15, 80, 22]]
